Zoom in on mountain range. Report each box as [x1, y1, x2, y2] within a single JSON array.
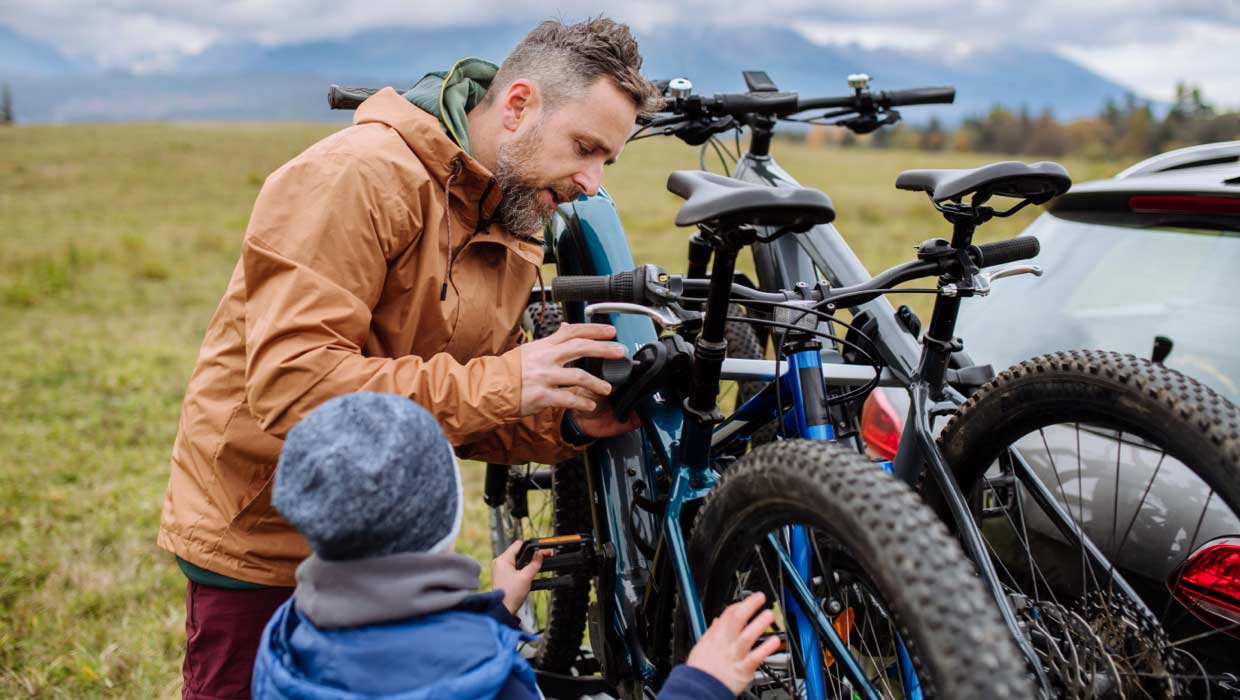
[[1, 22, 1146, 124]]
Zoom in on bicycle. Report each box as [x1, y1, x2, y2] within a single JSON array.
[[621, 73, 1240, 698], [327, 80, 1240, 698], [503, 167, 1046, 700]]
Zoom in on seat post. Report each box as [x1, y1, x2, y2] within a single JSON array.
[[948, 214, 979, 249], [684, 233, 742, 422]]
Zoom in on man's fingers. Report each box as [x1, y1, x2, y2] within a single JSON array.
[[545, 367, 613, 396], [541, 388, 597, 412], [553, 338, 626, 363], [550, 323, 617, 342]]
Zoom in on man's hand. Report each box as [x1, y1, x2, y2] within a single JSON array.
[[570, 391, 641, 438], [685, 592, 781, 696], [518, 323, 625, 416], [492, 540, 548, 615]]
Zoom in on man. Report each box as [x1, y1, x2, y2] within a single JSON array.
[[158, 18, 662, 700]]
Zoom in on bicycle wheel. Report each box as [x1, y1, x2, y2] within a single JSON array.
[[678, 439, 1033, 699], [486, 301, 593, 673], [927, 350, 1240, 698]]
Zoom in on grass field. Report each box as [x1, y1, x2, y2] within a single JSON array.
[[0, 121, 1121, 697]]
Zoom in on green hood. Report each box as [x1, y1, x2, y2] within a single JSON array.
[[401, 57, 498, 155]]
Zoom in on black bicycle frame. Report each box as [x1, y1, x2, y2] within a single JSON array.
[[726, 136, 1167, 696]]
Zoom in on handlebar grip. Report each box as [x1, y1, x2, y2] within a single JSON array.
[[327, 85, 380, 110], [877, 87, 956, 107], [715, 91, 801, 116], [972, 236, 1040, 267], [551, 271, 638, 303]]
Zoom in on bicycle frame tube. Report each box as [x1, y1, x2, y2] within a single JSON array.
[[553, 193, 666, 682]]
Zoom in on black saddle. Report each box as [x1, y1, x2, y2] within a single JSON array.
[[667, 170, 835, 229], [895, 161, 1071, 204]]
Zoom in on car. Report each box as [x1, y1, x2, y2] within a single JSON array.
[[858, 141, 1240, 675]]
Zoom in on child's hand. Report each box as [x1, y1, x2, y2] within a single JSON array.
[[491, 540, 548, 614], [686, 592, 781, 696]]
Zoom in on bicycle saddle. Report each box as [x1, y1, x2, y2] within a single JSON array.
[[667, 170, 836, 229], [895, 160, 1071, 204]]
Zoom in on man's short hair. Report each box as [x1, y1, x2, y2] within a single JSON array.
[[485, 17, 663, 116]]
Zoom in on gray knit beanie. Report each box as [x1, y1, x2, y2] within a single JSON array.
[[273, 392, 463, 561]]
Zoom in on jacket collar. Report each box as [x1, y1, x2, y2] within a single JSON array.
[[293, 551, 482, 629], [354, 87, 506, 237]]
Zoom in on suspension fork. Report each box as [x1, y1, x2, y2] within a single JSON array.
[[784, 342, 831, 700]]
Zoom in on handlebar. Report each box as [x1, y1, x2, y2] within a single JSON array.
[[662, 85, 955, 120], [794, 87, 956, 113], [551, 236, 1040, 308], [328, 85, 382, 110], [551, 264, 682, 305]]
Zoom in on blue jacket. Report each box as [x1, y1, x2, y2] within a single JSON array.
[[252, 549, 733, 700], [253, 590, 540, 700]]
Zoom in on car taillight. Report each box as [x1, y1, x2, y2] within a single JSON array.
[[1167, 536, 1240, 638], [1129, 195, 1240, 215], [861, 390, 902, 461]]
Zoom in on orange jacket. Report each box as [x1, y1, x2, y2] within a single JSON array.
[[158, 88, 580, 586]]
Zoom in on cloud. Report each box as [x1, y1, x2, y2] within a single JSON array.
[[3, 0, 1237, 102], [1058, 20, 1240, 106]]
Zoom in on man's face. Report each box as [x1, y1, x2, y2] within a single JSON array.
[[494, 78, 639, 236]]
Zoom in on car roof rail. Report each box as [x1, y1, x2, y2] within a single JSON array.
[[1115, 141, 1240, 180]]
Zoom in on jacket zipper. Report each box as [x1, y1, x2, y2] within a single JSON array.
[[440, 157, 465, 301]]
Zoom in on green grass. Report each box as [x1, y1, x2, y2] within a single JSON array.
[[0, 121, 1121, 697]]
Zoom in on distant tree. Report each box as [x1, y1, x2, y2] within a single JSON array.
[[1017, 105, 1034, 150], [870, 124, 894, 149], [950, 125, 979, 152], [1063, 118, 1113, 160], [1102, 98, 1122, 131], [851, 82, 1237, 160], [918, 116, 947, 151], [987, 106, 1026, 154], [1174, 82, 1214, 118], [1, 84, 12, 125], [805, 124, 829, 148], [1116, 99, 1156, 158], [1027, 108, 1068, 156]]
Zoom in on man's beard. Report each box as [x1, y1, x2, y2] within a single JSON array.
[[494, 124, 579, 237]]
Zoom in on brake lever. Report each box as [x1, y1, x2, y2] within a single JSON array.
[[585, 302, 685, 331], [953, 265, 1043, 298], [981, 265, 1043, 283]]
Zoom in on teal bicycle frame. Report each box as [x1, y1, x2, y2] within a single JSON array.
[[549, 189, 919, 700]]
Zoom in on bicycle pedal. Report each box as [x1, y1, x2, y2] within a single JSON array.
[[517, 534, 595, 569], [531, 573, 587, 591]]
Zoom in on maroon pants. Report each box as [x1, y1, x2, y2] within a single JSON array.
[[183, 581, 294, 700]]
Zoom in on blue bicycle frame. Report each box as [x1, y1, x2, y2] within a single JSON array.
[[549, 189, 919, 700]]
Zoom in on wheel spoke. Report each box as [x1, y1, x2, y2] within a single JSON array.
[[1161, 490, 1215, 626], [1106, 450, 1168, 585]]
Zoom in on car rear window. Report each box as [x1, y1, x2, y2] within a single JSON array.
[[957, 213, 1240, 404]]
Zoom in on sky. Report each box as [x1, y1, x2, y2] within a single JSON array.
[[4, 0, 1239, 107]]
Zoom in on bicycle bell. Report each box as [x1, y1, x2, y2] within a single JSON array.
[[667, 78, 693, 99], [847, 73, 871, 90]]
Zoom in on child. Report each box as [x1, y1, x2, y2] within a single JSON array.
[[252, 392, 779, 700]]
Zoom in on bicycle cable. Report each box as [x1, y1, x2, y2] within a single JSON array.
[[726, 315, 883, 407]]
